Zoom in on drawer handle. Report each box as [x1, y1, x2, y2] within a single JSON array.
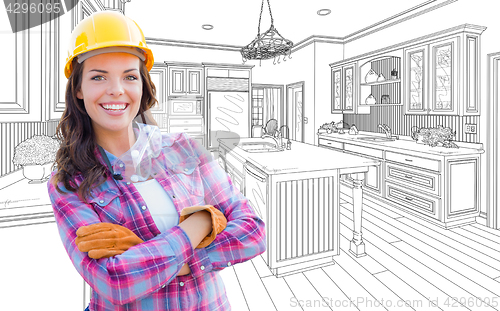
[[405, 196, 414, 201], [405, 175, 413, 179], [405, 159, 413, 162]]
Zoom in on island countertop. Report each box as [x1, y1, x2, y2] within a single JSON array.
[[218, 137, 379, 175]]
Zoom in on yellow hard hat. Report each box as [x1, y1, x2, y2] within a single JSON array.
[[64, 11, 154, 78]]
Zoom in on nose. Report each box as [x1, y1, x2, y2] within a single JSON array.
[[107, 78, 125, 96]]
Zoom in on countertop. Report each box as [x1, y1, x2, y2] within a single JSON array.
[[318, 132, 484, 157], [219, 137, 379, 175]]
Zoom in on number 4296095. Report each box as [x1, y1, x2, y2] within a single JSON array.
[[6, 2, 62, 14]]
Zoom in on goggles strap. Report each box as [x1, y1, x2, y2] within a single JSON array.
[[98, 145, 123, 180]]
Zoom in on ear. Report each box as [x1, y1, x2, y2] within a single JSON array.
[[76, 89, 83, 100]]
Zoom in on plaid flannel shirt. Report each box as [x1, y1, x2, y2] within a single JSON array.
[[48, 130, 266, 310]]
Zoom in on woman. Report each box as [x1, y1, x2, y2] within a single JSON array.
[[48, 11, 266, 311]]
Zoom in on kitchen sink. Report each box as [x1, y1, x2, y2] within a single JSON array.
[[237, 142, 283, 153], [356, 136, 398, 142]]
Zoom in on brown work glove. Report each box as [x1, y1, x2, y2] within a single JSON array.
[[178, 205, 227, 248], [75, 223, 144, 259]]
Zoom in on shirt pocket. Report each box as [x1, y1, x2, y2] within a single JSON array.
[[171, 156, 204, 198], [89, 190, 124, 224]]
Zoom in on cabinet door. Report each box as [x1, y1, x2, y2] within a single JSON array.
[[169, 68, 186, 96], [331, 68, 342, 113], [464, 34, 480, 115], [445, 158, 479, 220], [429, 37, 458, 115], [343, 64, 355, 113], [404, 44, 428, 114], [187, 69, 202, 96]]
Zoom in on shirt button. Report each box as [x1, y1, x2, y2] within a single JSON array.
[[126, 182, 131, 185], [141, 206, 147, 211], [119, 164, 124, 168], [172, 195, 176, 199], [179, 282, 184, 287], [200, 265, 205, 270], [99, 200, 104, 204], [162, 284, 166, 288], [227, 262, 232, 267], [184, 168, 189, 172]]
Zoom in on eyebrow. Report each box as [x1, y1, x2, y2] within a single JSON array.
[[88, 69, 139, 74]]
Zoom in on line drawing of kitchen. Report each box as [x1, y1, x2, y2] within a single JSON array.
[[1, 0, 500, 310]]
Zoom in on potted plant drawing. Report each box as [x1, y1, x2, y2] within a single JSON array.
[[12, 135, 60, 184]]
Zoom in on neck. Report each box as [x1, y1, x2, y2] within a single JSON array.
[[94, 124, 136, 157]]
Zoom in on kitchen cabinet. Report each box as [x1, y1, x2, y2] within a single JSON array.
[[331, 62, 364, 114], [218, 143, 246, 194], [149, 63, 167, 113], [403, 25, 483, 116], [165, 62, 203, 97], [317, 133, 483, 228], [359, 55, 402, 107]]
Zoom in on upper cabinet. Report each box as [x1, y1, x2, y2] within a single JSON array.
[[331, 62, 369, 114], [165, 62, 203, 97], [359, 55, 402, 108], [403, 25, 483, 116], [329, 24, 484, 116]]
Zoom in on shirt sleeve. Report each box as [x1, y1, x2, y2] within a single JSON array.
[[47, 175, 194, 306], [185, 134, 266, 276]]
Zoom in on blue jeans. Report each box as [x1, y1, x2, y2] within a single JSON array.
[[84, 306, 89, 311]]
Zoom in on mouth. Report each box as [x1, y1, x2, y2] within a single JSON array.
[[100, 103, 128, 111]]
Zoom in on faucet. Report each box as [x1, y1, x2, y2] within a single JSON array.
[[261, 132, 283, 150], [378, 124, 398, 139]]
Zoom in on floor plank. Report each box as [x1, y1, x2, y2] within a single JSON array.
[[252, 254, 274, 278], [260, 275, 293, 311], [397, 218, 500, 278], [344, 201, 500, 299], [339, 215, 470, 311], [466, 224, 500, 240], [302, 268, 360, 311], [322, 260, 387, 310], [232, 259, 276, 311], [471, 223, 500, 235], [373, 270, 442, 311], [219, 266, 250, 311], [393, 241, 499, 311], [334, 244, 415, 311], [450, 227, 500, 250], [354, 199, 500, 279], [284, 273, 333, 310]]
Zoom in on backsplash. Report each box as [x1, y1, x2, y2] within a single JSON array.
[[343, 105, 480, 143]]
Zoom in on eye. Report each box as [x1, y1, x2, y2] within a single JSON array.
[[125, 75, 139, 81], [91, 76, 105, 81]]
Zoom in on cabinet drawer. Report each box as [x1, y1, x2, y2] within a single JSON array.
[[169, 125, 203, 133], [386, 162, 440, 196], [169, 118, 203, 126], [345, 143, 383, 159], [386, 182, 440, 219], [318, 138, 343, 150], [386, 151, 440, 172]]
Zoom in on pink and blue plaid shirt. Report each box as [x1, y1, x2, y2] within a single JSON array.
[[47, 130, 266, 310]]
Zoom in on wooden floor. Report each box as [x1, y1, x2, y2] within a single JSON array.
[[219, 185, 500, 311]]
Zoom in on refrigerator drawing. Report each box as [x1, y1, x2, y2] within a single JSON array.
[[207, 91, 250, 150]]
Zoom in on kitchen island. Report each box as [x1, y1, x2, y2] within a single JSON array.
[[218, 137, 379, 277]]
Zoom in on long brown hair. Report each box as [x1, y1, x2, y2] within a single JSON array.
[[52, 59, 158, 201]]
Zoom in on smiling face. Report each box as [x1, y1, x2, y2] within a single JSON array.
[[77, 52, 143, 144]]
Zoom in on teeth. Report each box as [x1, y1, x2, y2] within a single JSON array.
[[102, 104, 126, 110]]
